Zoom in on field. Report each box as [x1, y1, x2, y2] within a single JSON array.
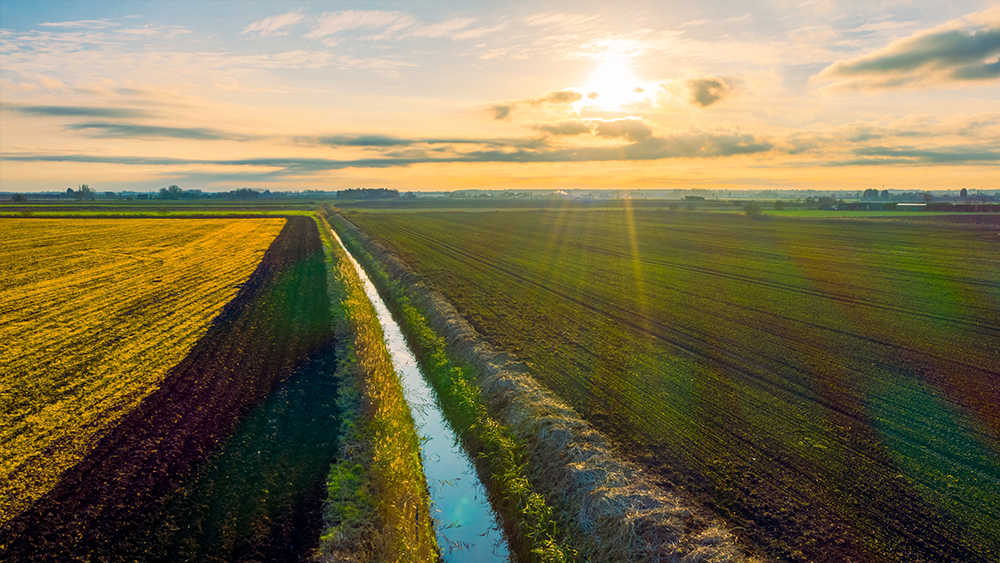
[[0, 218, 284, 522], [0, 200, 319, 218], [0, 217, 337, 560], [348, 209, 1000, 563], [336, 196, 997, 217]]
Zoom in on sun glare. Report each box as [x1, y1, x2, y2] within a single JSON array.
[[586, 58, 644, 111]]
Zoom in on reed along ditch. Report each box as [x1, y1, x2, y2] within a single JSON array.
[[329, 226, 510, 562], [0, 217, 339, 562]]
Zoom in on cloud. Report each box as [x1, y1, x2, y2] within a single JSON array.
[[490, 89, 583, 120], [848, 20, 918, 34], [301, 10, 494, 42], [64, 122, 235, 140], [523, 13, 601, 29], [492, 105, 514, 120], [725, 14, 756, 24], [781, 113, 1000, 156], [594, 118, 653, 141], [839, 121, 885, 142], [37, 75, 67, 89], [39, 20, 120, 29], [403, 17, 477, 39], [816, 8, 1000, 89], [1, 128, 774, 175], [319, 134, 414, 147], [825, 145, 1000, 166], [850, 145, 1000, 164], [534, 118, 652, 141], [452, 23, 506, 41], [316, 134, 548, 149], [686, 77, 733, 107], [305, 11, 413, 39], [112, 24, 192, 39], [242, 11, 304, 37], [622, 130, 772, 159], [537, 121, 592, 136], [5, 104, 152, 118]]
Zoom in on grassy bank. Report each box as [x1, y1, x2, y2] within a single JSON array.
[[314, 214, 438, 563]]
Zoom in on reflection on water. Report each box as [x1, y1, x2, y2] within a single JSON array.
[[331, 227, 510, 562]]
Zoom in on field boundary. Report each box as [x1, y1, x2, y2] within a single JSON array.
[[330, 211, 755, 563]]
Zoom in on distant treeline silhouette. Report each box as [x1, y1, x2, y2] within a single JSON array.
[[337, 188, 399, 200]]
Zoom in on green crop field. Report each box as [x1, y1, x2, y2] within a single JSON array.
[[348, 209, 1000, 563]]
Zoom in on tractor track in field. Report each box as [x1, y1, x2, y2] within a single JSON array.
[[381, 221, 1000, 488], [381, 222, 999, 405], [0, 216, 332, 562]]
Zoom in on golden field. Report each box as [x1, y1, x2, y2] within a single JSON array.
[[0, 218, 285, 523]]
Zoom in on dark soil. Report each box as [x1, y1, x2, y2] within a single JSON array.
[[0, 216, 334, 562]]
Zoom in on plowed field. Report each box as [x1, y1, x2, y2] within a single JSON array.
[[349, 210, 1000, 563], [0, 218, 284, 522], [0, 216, 334, 560]]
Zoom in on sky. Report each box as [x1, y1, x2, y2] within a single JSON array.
[[1, 0, 998, 193]]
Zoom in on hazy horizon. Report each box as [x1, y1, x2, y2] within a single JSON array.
[[1, 1, 998, 193]]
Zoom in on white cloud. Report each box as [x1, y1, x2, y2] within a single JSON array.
[[523, 13, 601, 29], [405, 17, 477, 39], [453, 23, 505, 41], [848, 20, 918, 33], [305, 10, 412, 39], [39, 20, 120, 29], [725, 14, 755, 24], [241, 11, 304, 37], [816, 8, 1000, 90], [37, 75, 67, 89]]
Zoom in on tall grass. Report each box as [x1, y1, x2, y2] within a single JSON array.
[[314, 215, 438, 563], [327, 211, 576, 563]]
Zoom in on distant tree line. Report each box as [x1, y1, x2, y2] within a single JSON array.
[[158, 185, 203, 200], [860, 188, 891, 200], [806, 196, 846, 209], [160, 187, 271, 199], [226, 187, 270, 199], [337, 188, 400, 199], [66, 185, 96, 201]]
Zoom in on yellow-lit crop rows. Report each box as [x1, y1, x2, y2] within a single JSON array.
[[0, 218, 285, 524]]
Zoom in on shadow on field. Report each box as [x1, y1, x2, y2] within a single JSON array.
[[0, 217, 335, 562]]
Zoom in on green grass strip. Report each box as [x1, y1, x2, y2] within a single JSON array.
[[329, 211, 577, 563], [314, 214, 438, 563]]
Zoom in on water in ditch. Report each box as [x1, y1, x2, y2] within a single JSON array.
[[331, 227, 510, 562]]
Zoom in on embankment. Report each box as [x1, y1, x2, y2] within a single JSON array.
[[330, 211, 755, 563]]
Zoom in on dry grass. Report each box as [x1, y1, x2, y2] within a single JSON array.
[[0, 218, 284, 525], [333, 212, 760, 563]]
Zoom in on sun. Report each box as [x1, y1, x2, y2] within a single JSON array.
[[586, 58, 644, 111]]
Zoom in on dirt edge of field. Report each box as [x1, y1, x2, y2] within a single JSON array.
[[333, 213, 760, 563]]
